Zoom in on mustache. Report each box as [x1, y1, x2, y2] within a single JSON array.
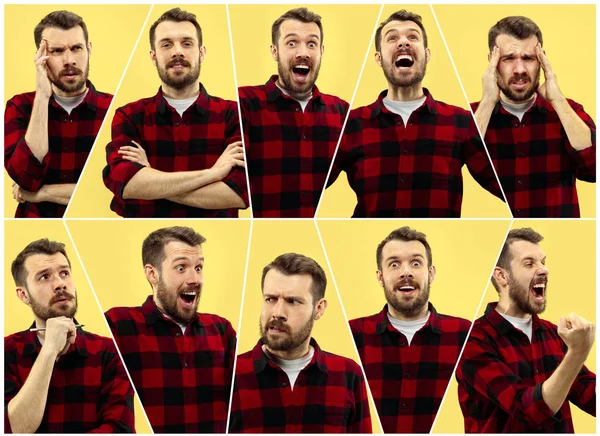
[[396, 278, 419, 289], [509, 73, 531, 84], [50, 291, 73, 304], [264, 319, 290, 333], [178, 284, 201, 295], [167, 58, 191, 68], [60, 66, 83, 76], [531, 276, 548, 286]]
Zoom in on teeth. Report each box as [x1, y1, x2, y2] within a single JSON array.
[[182, 292, 197, 296], [294, 65, 309, 70], [399, 286, 415, 290], [396, 54, 413, 62]]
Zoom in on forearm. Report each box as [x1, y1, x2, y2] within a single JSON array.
[[474, 98, 496, 138], [122, 167, 220, 200], [168, 181, 245, 209], [542, 350, 588, 414], [33, 183, 75, 205], [7, 348, 57, 433], [23, 95, 50, 162], [551, 97, 593, 151]]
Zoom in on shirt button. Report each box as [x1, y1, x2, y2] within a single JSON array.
[[186, 392, 192, 398], [405, 373, 410, 378], [186, 424, 192, 430], [513, 123, 519, 128], [402, 403, 408, 409], [302, 134, 307, 140], [184, 362, 188, 368], [177, 150, 183, 155], [295, 108, 300, 112], [535, 369, 540, 374], [516, 152, 524, 157], [62, 174, 68, 179], [396, 209, 403, 217], [396, 121, 402, 126], [517, 180, 522, 185], [400, 178, 405, 184], [175, 122, 180, 126], [401, 148, 407, 154], [62, 119, 68, 123], [301, 191, 308, 196], [175, 332, 181, 337], [281, 382, 288, 388], [63, 146, 69, 151], [301, 163, 307, 169], [400, 342, 406, 347], [516, 209, 522, 215]]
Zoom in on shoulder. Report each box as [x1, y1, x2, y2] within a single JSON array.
[[4, 330, 29, 352], [234, 349, 255, 373], [319, 92, 349, 110], [105, 305, 144, 324], [115, 95, 157, 116], [349, 312, 380, 334], [321, 349, 363, 376], [79, 330, 118, 353], [198, 312, 236, 335], [432, 99, 471, 117], [6, 91, 36, 110], [238, 84, 267, 100], [437, 313, 472, 332]]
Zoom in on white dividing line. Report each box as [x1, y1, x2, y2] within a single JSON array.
[[313, 220, 386, 434], [64, 5, 155, 218], [62, 220, 155, 434]]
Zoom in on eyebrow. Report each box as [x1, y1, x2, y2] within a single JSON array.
[[35, 265, 70, 276], [263, 293, 306, 301], [171, 256, 205, 264], [283, 32, 320, 41], [521, 255, 546, 262], [386, 253, 425, 262], [384, 27, 421, 38]]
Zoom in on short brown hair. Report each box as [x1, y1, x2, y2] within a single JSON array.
[[142, 226, 206, 269], [491, 228, 544, 292], [271, 8, 323, 46], [34, 10, 89, 48], [375, 10, 428, 52], [488, 16, 543, 52], [149, 8, 203, 50], [11, 239, 72, 288], [261, 253, 327, 304], [376, 227, 432, 270]]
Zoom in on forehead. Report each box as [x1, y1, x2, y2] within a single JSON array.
[[162, 240, 203, 262], [278, 19, 321, 41], [509, 240, 545, 262], [382, 20, 423, 37], [155, 20, 198, 43], [382, 239, 427, 260], [42, 26, 86, 47], [24, 252, 70, 275], [495, 34, 539, 55], [263, 269, 313, 298]]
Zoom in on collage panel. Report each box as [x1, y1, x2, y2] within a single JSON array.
[[231, 220, 382, 433], [318, 4, 510, 219], [68, 5, 249, 219], [66, 219, 250, 433], [230, 4, 380, 218], [4, 5, 150, 218], [434, 220, 596, 433], [435, 4, 596, 218], [4, 220, 150, 433], [318, 220, 510, 433]]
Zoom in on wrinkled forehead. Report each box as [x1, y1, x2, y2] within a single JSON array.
[[262, 269, 314, 299], [41, 25, 87, 48], [154, 20, 199, 44], [161, 240, 203, 264], [382, 20, 423, 38], [24, 252, 70, 278], [495, 33, 539, 56], [278, 19, 322, 43], [509, 240, 546, 264], [382, 239, 428, 263]]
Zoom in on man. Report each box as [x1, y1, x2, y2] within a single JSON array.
[[473, 16, 596, 217], [350, 227, 471, 433], [229, 253, 371, 433], [239, 8, 349, 218], [456, 228, 596, 432], [5, 11, 112, 218], [328, 10, 503, 217], [5, 239, 134, 433], [105, 226, 236, 433], [103, 8, 248, 218]]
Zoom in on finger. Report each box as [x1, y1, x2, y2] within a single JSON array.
[[232, 152, 245, 160], [122, 155, 141, 163], [234, 159, 246, 168], [35, 56, 50, 67], [35, 40, 46, 59], [118, 151, 140, 158], [558, 316, 567, 333], [490, 46, 500, 67], [227, 140, 243, 148], [130, 140, 142, 149]]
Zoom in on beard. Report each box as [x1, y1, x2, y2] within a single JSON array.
[[384, 276, 430, 318], [507, 274, 547, 315], [157, 56, 200, 91], [28, 289, 78, 320], [382, 53, 427, 89], [277, 57, 321, 97], [260, 315, 314, 352], [498, 70, 540, 103], [155, 275, 201, 324], [49, 61, 89, 95]]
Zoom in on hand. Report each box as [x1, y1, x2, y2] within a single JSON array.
[[34, 40, 53, 100], [118, 140, 151, 167], [12, 183, 38, 203], [481, 46, 501, 104], [210, 140, 245, 181], [536, 44, 564, 103], [558, 312, 595, 359], [41, 317, 77, 358]]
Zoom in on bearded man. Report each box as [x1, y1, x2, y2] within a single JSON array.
[[456, 228, 596, 432], [105, 226, 237, 433], [473, 16, 596, 217], [5, 239, 134, 433], [328, 10, 504, 217], [229, 253, 371, 433], [348, 227, 471, 433], [103, 8, 248, 218], [238, 8, 349, 218], [5, 11, 113, 218]]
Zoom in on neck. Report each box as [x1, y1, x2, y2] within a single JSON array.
[[388, 303, 429, 322], [500, 92, 536, 106], [496, 296, 531, 319], [161, 82, 200, 100], [265, 339, 311, 360], [52, 83, 88, 98], [386, 83, 424, 102], [277, 77, 312, 101]]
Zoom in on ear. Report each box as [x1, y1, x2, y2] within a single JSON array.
[[87, 41, 93, 58], [376, 269, 384, 287], [270, 44, 278, 62], [199, 45, 206, 63], [320, 44, 324, 56], [313, 298, 328, 320], [145, 264, 159, 288], [425, 47, 431, 64], [16, 287, 30, 306], [428, 265, 436, 284], [374, 51, 382, 68], [150, 50, 157, 67], [493, 266, 508, 288]]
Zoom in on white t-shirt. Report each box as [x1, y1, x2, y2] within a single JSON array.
[[387, 311, 431, 345], [500, 96, 536, 122], [276, 83, 312, 112], [164, 96, 198, 118], [383, 96, 427, 126], [263, 345, 314, 390], [498, 311, 533, 342], [162, 312, 188, 335], [53, 89, 89, 115]]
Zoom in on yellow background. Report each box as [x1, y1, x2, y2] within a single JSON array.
[[434, 4, 596, 218], [239, 220, 382, 433], [67, 5, 251, 218], [434, 220, 596, 433], [318, 4, 511, 219], [4, 220, 152, 434], [4, 5, 151, 218]]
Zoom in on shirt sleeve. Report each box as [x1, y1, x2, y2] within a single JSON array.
[[348, 364, 372, 433], [4, 344, 21, 434], [566, 352, 596, 416], [4, 98, 50, 192], [222, 102, 249, 208], [564, 100, 596, 182], [102, 107, 145, 200], [457, 333, 559, 430]]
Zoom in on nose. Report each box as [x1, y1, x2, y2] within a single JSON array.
[[172, 43, 185, 58], [271, 299, 287, 320], [62, 48, 76, 66], [537, 264, 549, 277], [513, 58, 527, 74], [53, 274, 67, 292], [185, 268, 202, 287], [399, 263, 414, 279], [295, 43, 310, 59], [397, 35, 411, 49]]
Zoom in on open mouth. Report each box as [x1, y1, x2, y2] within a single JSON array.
[[292, 64, 310, 77], [395, 54, 414, 68], [530, 282, 545, 301], [179, 291, 198, 308]]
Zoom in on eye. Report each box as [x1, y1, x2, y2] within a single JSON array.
[[287, 40, 296, 47], [60, 270, 70, 277], [308, 41, 317, 48], [390, 261, 400, 268], [162, 42, 172, 49], [39, 274, 49, 281], [265, 297, 276, 303], [183, 41, 193, 47], [408, 34, 418, 41], [387, 36, 398, 43], [175, 265, 185, 272], [411, 260, 421, 267], [195, 265, 203, 272], [72, 46, 82, 51]]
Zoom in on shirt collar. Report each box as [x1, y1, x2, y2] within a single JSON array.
[[375, 302, 442, 336], [252, 337, 328, 374], [370, 87, 437, 119], [23, 319, 88, 358], [483, 302, 547, 336], [493, 93, 548, 117], [265, 74, 325, 106], [50, 80, 99, 112], [155, 82, 210, 116], [141, 295, 201, 328]]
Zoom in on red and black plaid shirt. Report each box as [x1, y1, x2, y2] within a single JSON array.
[[4, 81, 112, 218], [4, 324, 134, 433], [105, 296, 236, 433], [229, 338, 371, 433], [328, 89, 503, 217], [456, 302, 596, 433], [350, 304, 470, 433], [473, 95, 596, 217], [103, 84, 249, 218], [239, 75, 349, 218]]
